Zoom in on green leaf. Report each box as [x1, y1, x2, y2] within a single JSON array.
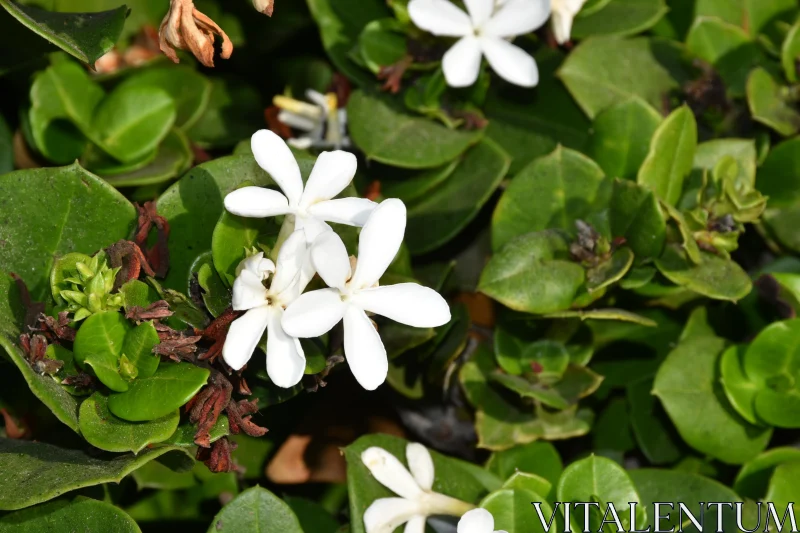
[[720, 345, 760, 425], [212, 210, 277, 286], [108, 362, 210, 422], [380, 160, 460, 203], [347, 90, 483, 169], [481, 483, 552, 533], [755, 136, 800, 208], [781, 21, 800, 83], [186, 76, 263, 149], [589, 98, 662, 180], [0, 0, 126, 66], [495, 331, 570, 377], [0, 333, 80, 433], [73, 311, 131, 392], [734, 447, 800, 498], [747, 67, 800, 137], [655, 245, 752, 301], [0, 163, 136, 301], [405, 139, 510, 254], [0, 497, 141, 532], [542, 308, 658, 325], [686, 17, 764, 96], [485, 442, 563, 491], [572, 0, 668, 39], [206, 486, 303, 533], [78, 392, 179, 453], [627, 379, 682, 464], [609, 179, 666, 258], [637, 105, 697, 206], [0, 438, 193, 510], [557, 455, 646, 532], [652, 331, 771, 464], [285, 497, 340, 533], [114, 66, 213, 130], [357, 18, 406, 74], [92, 85, 176, 164], [479, 230, 585, 314], [190, 252, 231, 318], [492, 146, 608, 251], [587, 247, 635, 292], [98, 129, 193, 187], [765, 462, 800, 511], [122, 321, 160, 379], [0, 112, 12, 174], [559, 36, 689, 118], [344, 433, 493, 533], [693, 138, 757, 189]]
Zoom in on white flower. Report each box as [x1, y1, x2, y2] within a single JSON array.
[[551, 0, 587, 44], [223, 129, 375, 244], [458, 509, 508, 533], [281, 199, 451, 390], [221, 231, 313, 387], [274, 90, 350, 150], [361, 443, 474, 533], [407, 0, 551, 88]]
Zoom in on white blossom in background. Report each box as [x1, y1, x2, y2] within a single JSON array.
[[407, 0, 551, 88], [273, 90, 350, 150], [221, 231, 313, 387], [458, 509, 508, 533], [551, 0, 587, 44], [224, 129, 375, 245], [281, 199, 451, 390], [361, 443, 474, 533]]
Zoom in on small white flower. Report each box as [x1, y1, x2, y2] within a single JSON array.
[[222, 231, 313, 387], [274, 90, 350, 150], [551, 0, 587, 44], [223, 129, 376, 243], [281, 199, 451, 390], [458, 509, 508, 533], [408, 0, 551, 88], [361, 443, 474, 533]]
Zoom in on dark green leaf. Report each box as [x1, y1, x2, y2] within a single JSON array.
[[0, 497, 141, 532], [207, 486, 304, 533], [99, 129, 193, 188], [627, 379, 682, 464], [357, 19, 406, 74], [485, 442, 563, 491], [72, 311, 131, 392], [186, 76, 263, 149], [747, 67, 800, 137], [755, 136, 800, 207], [0, 113, 12, 174], [212, 210, 277, 286], [190, 252, 231, 318], [782, 21, 800, 83], [655, 245, 752, 301], [609, 179, 666, 258], [734, 447, 800, 498], [572, 0, 668, 39], [122, 321, 160, 379], [285, 497, 340, 533]]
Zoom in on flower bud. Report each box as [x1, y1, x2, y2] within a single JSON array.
[[253, 0, 274, 16]]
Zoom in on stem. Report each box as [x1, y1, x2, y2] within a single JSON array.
[[420, 491, 476, 518], [271, 215, 296, 262]]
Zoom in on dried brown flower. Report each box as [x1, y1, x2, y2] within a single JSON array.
[[158, 0, 233, 68]]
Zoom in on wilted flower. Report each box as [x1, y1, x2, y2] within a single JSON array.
[[408, 0, 551, 88], [159, 0, 233, 67], [458, 509, 508, 533], [551, 0, 587, 44], [361, 443, 474, 533], [273, 90, 350, 150], [253, 0, 275, 15]]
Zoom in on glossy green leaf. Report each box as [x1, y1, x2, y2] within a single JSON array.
[[542, 308, 658, 325], [108, 362, 210, 422], [734, 447, 800, 498], [755, 136, 800, 208], [765, 462, 800, 511], [479, 231, 585, 314], [481, 483, 552, 533], [0, 497, 141, 532], [587, 247, 634, 292], [99, 129, 193, 187], [720, 345, 760, 425], [190, 251, 231, 318], [285, 497, 341, 533], [405, 139, 510, 254], [347, 90, 483, 169], [655, 245, 752, 301], [186, 76, 263, 149], [559, 36, 689, 118], [485, 442, 563, 491], [637, 105, 697, 206], [693, 138, 757, 189], [0, 438, 193, 510], [495, 331, 570, 377], [492, 146, 608, 251], [781, 21, 800, 83], [609, 179, 666, 258], [212, 208, 278, 285], [627, 379, 682, 464], [589, 98, 662, 180], [122, 321, 160, 379], [92, 85, 176, 163], [572, 0, 668, 39], [557, 455, 646, 532], [653, 330, 771, 464], [78, 392, 179, 453], [0, 0, 126, 66], [72, 311, 131, 392], [747, 67, 800, 137], [380, 160, 459, 203], [0, 163, 136, 300], [207, 486, 304, 533], [357, 18, 406, 74]]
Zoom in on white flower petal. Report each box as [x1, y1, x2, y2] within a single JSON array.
[[442, 36, 483, 88], [483, 0, 551, 37], [308, 197, 378, 227], [265, 307, 306, 388], [408, 0, 473, 36], [299, 151, 358, 208], [350, 199, 407, 290], [364, 498, 423, 533], [404, 515, 427, 533], [353, 284, 451, 328], [271, 230, 312, 297], [281, 289, 347, 338], [235, 252, 275, 279], [458, 508, 495, 533], [224, 186, 290, 218], [296, 215, 334, 244], [361, 447, 423, 500], [465, 0, 493, 27], [232, 270, 269, 311], [344, 306, 388, 390], [551, 0, 584, 45], [312, 231, 351, 290], [278, 110, 317, 132], [406, 443, 435, 491], [251, 129, 304, 207], [479, 36, 539, 87], [222, 306, 270, 371]]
